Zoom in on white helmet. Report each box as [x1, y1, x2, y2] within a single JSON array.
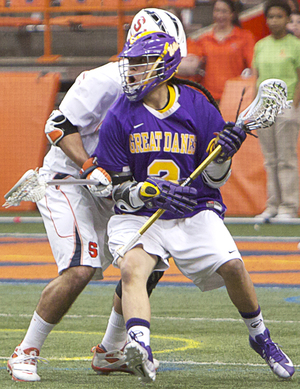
[[127, 8, 187, 57]]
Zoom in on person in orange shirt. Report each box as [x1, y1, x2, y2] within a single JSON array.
[[178, 0, 255, 102]]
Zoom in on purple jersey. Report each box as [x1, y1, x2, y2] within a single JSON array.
[[93, 83, 226, 219]]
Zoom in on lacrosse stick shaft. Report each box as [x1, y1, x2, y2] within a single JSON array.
[[116, 145, 222, 258], [46, 179, 99, 186]]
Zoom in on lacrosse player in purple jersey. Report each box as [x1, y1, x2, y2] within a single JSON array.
[[7, 8, 188, 382], [84, 31, 295, 383]]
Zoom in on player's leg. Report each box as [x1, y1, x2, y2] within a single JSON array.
[[119, 246, 157, 322], [91, 272, 163, 375], [105, 214, 169, 382], [119, 246, 158, 383], [37, 266, 95, 324], [169, 210, 294, 379], [216, 259, 295, 379], [7, 183, 109, 382], [216, 258, 258, 313]]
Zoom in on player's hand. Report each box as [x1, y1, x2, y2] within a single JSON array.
[[139, 177, 197, 216], [80, 158, 112, 197], [214, 122, 246, 164]]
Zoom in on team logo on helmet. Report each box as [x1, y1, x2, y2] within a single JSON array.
[[127, 8, 187, 57]]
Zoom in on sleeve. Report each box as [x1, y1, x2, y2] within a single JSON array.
[[59, 64, 122, 130], [242, 30, 255, 69], [92, 108, 129, 173]]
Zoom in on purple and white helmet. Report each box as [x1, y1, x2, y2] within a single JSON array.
[[119, 31, 181, 102], [127, 8, 187, 57]]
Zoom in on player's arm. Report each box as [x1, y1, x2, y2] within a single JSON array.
[[45, 110, 91, 169], [112, 176, 197, 216], [202, 159, 232, 189], [45, 109, 79, 147], [59, 133, 90, 168]]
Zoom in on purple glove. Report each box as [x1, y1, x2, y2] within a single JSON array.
[[215, 122, 246, 164], [139, 177, 197, 216]]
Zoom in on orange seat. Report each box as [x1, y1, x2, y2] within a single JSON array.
[[8, 0, 45, 7], [0, 16, 42, 26]]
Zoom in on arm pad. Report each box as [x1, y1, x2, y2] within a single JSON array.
[[202, 160, 231, 188], [112, 181, 144, 213], [45, 110, 78, 146]]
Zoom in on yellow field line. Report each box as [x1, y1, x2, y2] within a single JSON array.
[[0, 328, 202, 360]]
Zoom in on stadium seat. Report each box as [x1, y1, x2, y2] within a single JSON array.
[[0, 0, 44, 27]]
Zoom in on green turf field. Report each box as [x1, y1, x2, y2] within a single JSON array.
[[1, 283, 299, 388], [1, 213, 299, 387]]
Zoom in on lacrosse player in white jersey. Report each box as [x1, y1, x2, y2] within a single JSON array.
[[7, 8, 187, 382]]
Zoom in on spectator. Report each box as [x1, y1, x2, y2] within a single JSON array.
[[287, 11, 300, 38], [253, 0, 300, 221], [178, 0, 255, 103]]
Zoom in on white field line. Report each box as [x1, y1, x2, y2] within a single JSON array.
[[0, 312, 299, 324], [0, 356, 299, 368], [0, 232, 298, 242]]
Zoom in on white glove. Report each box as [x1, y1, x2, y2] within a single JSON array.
[[87, 168, 112, 197], [80, 158, 112, 197]]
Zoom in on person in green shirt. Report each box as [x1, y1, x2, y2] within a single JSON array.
[[253, 0, 300, 221]]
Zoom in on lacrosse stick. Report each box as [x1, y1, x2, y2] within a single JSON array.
[[116, 78, 288, 258], [3, 169, 99, 208]]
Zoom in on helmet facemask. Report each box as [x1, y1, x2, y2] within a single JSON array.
[[119, 32, 181, 102]]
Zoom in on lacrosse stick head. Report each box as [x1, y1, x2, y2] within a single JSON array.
[[3, 169, 47, 208], [236, 79, 288, 130]]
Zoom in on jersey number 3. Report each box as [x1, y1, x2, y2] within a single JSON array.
[[147, 159, 180, 181]]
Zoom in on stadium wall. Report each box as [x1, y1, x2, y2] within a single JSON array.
[[0, 72, 60, 212], [1, 73, 299, 216]]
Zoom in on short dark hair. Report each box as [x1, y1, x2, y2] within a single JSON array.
[[214, 0, 243, 26], [264, 0, 292, 17]]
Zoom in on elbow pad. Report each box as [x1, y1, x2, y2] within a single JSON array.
[[112, 181, 144, 213], [202, 159, 232, 188], [45, 110, 78, 146]]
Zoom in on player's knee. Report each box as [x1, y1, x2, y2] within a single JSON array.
[[217, 258, 244, 281], [119, 251, 145, 285]]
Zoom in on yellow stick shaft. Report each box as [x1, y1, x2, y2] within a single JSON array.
[[116, 145, 222, 258]]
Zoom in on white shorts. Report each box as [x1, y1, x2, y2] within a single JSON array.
[[107, 210, 242, 291], [37, 175, 114, 280]]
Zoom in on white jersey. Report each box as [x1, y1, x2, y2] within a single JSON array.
[[40, 62, 122, 177]]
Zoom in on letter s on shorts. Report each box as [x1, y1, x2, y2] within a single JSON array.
[[88, 242, 98, 258]]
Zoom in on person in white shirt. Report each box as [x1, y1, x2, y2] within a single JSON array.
[[7, 8, 187, 382]]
